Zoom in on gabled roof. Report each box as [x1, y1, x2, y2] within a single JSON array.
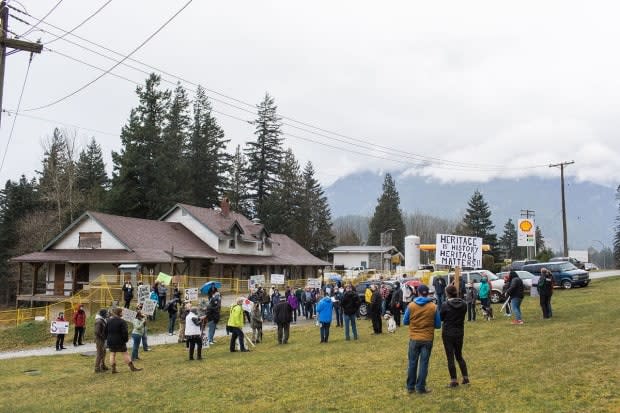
[[161, 203, 270, 242], [329, 245, 398, 254]]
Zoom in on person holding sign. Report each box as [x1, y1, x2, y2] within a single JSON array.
[[54, 312, 67, 351], [131, 312, 146, 362], [105, 307, 142, 373]]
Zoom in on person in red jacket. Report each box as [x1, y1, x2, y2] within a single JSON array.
[[73, 304, 87, 346]]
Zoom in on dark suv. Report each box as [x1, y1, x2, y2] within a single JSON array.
[[522, 262, 590, 289], [355, 281, 394, 317]]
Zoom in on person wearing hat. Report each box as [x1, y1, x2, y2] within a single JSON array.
[[94, 308, 109, 373], [403, 284, 440, 394], [105, 307, 142, 373]]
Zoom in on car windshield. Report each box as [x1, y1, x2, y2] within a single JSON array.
[[559, 263, 577, 271]]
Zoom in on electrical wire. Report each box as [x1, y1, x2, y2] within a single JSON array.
[[19, 0, 64, 37], [2, 109, 119, 137], [22, 0, 193, 112], [0, 54, 33, 174], [45, 0, 113, 45]]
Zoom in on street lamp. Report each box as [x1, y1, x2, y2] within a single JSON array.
[[381, 229, 395, 273], [592, 240, 605, 269]]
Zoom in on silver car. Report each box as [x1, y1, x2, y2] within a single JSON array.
[[497, 270, 536, 292]]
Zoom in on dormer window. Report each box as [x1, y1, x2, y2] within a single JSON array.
[[229, 229, 237, 249], [257, 241, 263, 251], [78, 232, 101, 248], [229, 238, 236, 249]]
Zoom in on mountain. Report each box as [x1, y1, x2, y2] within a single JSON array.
[[325, 171, 617, 251]]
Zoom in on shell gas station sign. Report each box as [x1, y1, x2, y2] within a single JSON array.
[[517, 218, 536, 247]]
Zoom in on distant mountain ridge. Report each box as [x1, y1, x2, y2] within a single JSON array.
[[325, 171, 617, 251]]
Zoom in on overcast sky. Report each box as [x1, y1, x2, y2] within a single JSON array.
[[2, 0, 619, 189]]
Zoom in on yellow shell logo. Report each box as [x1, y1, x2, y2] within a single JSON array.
[[519, 220, 533, 232]]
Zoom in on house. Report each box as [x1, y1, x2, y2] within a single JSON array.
[[12, 199, 329, 303], [329, 245, 403, 272]]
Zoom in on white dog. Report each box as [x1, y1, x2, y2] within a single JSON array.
[[384, 311, 397, 333]]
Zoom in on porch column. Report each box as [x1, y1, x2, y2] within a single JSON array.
[[31, 264, 39, 295], [16, 262, 23, 297]]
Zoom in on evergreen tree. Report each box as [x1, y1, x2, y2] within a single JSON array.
[[367, 173, 406, 253], [614, 185, 620, 268], [498, 218, 518, 259], [76, 137, 108, 212], [108, 74, 170, 218], [226, 145, 251, 216], [299, 161, 335, 259], [535, 225, 546, 252], [244, 93, 283, 220], [461, 190, 499, 259], [189, 86, 231, 207]]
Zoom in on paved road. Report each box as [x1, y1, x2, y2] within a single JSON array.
[[589, 270, 619, 280]]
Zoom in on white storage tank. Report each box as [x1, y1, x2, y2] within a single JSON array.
[[404, 235, 420, 272]]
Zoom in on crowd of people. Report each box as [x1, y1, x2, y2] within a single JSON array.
[[54, 270, 554, 394]]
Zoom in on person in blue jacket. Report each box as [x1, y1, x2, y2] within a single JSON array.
[[316, 294, 333, 343]]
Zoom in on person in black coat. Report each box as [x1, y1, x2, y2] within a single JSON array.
[[105, 307, 141, 373], [340, 284, 360, 340], [272, 296, 293, 344], [440, 285, 469, 387], [370, 285, 382, 334], [505, 271, 525, 324], [390, 282, 403, 326]]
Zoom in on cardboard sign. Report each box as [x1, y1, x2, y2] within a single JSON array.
[[141, 299, 158, 316], [137, 285, 151, 304], [270, 274, 285, 285], [184, 288, 199, 302], [122, 308, 137, 322], [435, 234, 483, 268], [156, 272, 172, 286], [50, 320, 69, 335], [250, 275, 265, 284], [306, 278, 321, 288]]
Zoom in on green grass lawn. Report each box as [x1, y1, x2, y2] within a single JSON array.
[[1, 277, 619, 413]]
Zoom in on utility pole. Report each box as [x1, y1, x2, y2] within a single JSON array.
[[549, 161, 575, 257], [0, 1, 43, 128], [520, 209, 535, 259]]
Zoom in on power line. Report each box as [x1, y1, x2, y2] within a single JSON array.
[[45, 0, 113, 45], [0, 53, 32, 174], [19, 0, 63, 37], [22, 0, 193, 112], [2, 109, 119, 137]]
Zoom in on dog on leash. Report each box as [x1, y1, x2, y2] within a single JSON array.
[[480, 304, 494, 321], [383, 311, 397, 333]]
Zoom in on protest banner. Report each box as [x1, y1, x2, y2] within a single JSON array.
[[156, 272, 172, 286], [122, 308, 137, 323], [137, 285, 151, 304], [50, 320, 69, 335], [184, 288, 199, 302], [250, 274, 265, 284], [435, 233, 483, 268], [141, 299, 158, 316], [270, 274, 285, 285], [241, 297, 254, 313], [306, 278, 321, 288]]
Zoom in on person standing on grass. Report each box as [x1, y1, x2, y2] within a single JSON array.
[[94, 309, 109, 373], [250, 301, 263, 344], [131, 312, 146, 362], [157, 283, 167, 310], [178, 301, 191, 343], [341, 284, 360, 340], [370, 284, 383, 334], [122, 281, 133, 309], [537, 268, 554, 319], [295, 287, 304, 319], [206, 288, 222, 345], [478, 275, 492, 311], [72, 304, 86, 346], [287, 290, 299, 324], [390, 281, 403, 326], [505, 271, 525, 325], [273, 295, 293, 344], [464, 283, 477, 322], [433, 276, 447, 307], [403, 284, 440, 394], [227, 297, 249, 352], [166, 298, 179, 336], [333, 287, 343, 327], [316, 293, 333, 343], [54, 312, 67, 351], [185, 308, 204, 360], [440, 285, 469, 388], [106, 307, 142, 373]]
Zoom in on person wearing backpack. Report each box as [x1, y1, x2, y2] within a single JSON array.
[[304, 288, 315, 320], [538, 268, 554, 319]]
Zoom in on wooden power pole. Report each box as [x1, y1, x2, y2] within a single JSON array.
[[0, 1, 43, 128], [549, 161, 575, 257]]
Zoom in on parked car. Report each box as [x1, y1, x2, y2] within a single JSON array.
[[496, 270, 536, 292], [522, 262, 590, 289], [445, 270, 505, 303], [510, 260, 538, 271], [584, 262, 599, 271], [354, 281, 394, 317], [549, 257, 586, 270]]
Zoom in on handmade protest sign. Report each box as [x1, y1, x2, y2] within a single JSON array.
[[435, 234, 483, 268], [306, 278, 321, 288], [156, 272, 172, 286], [122, 308, 137, 323], [137, 285, 151, 304], [270, 274, 285, 285], [141, 299, 158, 316], [184, 288, 199, 302], [50, 320, 69, 334]]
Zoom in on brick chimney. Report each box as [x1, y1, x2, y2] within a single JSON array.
[[220, 197, 230, 217]]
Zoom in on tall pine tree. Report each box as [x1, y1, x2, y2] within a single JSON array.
[[300, 161, 335, 259], [76, 137, 108, 212], [261, 148, 302, 234], [460, 190, 499, 259], [189, 86, 230, 207], [108, 74, 170, 218], [498, 218, 518, 259], [226, 145, 251, 216], [244, 93, 283, 220], [367, 173, 406, 253]]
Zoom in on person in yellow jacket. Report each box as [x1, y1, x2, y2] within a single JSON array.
[[364, 284, 372, 304], [227, 297, 249, 352]]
